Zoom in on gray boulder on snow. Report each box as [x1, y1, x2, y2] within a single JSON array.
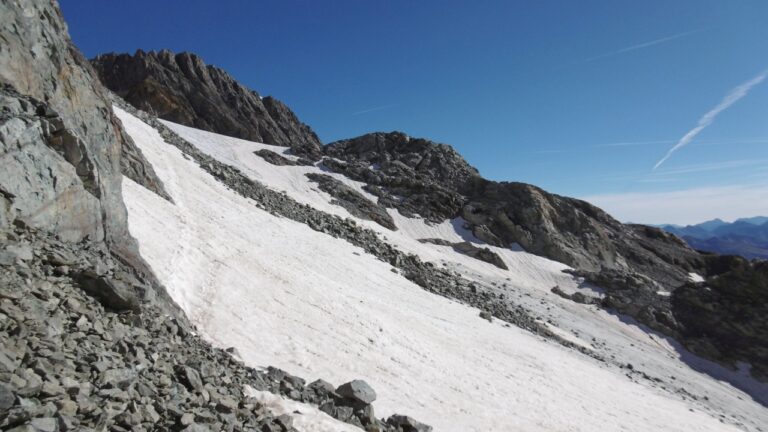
[[336, 380, 377, 405]]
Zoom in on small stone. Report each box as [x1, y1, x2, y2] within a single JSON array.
[[180, 412, 195, 426], [40, 380, 64, 397], [215, 396, 238, 413], [276, 414, 293, 429], [5, 243, 33, 261], [308, 379, 336, 395], [479, 310, 493, 322], [0, 383, 15, 411], [56, 399, 78, 416], [30, 417, 58, 432], [175, 365, 204, 393]]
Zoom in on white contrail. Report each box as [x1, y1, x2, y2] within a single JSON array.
[[351, 104, 397, 116], [584, 28, 707, 63], [653, 69, 768, 170]]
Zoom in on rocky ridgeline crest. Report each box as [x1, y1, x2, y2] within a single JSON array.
[[90, 50, 322, 159]]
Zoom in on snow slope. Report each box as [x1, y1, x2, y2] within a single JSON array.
[[118, 107, 766, 431]]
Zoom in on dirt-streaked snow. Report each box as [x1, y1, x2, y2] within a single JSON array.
[[118, 108, 766, 431]]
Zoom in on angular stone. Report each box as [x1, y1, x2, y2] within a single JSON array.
[[73, 272, 139, 312], [55, 399, 78, 417], [30, 417, 58, 432], [5, 243, 33, 261], [0, 383, 15, 411], [99, 368, 137, 390], [180, 412, 195, 426], [335, 380, 376, 405], [175, 365, 204, 393], [215, 396, 238, 413]]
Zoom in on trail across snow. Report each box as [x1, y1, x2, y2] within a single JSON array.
[[118, 107, 765, 431]]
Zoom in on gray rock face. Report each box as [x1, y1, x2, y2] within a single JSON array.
[[324, 132, 475, 222], [0, 2, 126, 246], [90, 50, 323, 158], [0, 0, 172, 314]]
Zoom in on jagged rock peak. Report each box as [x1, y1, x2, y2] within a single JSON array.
[[91, 49, 323, 158], [326, 131, 481, 191]]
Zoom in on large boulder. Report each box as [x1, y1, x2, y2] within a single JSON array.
[[335, 380, 377, 405]]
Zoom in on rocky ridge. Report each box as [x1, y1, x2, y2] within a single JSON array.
[[90, 51, 322, 159]]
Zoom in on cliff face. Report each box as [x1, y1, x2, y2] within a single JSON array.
[[90, 50, 323, 158], [1, 1, 127, 245], [0, 0, 171, 307]]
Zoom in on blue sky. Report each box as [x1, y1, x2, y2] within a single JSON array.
[[60, 0, 768, 224]]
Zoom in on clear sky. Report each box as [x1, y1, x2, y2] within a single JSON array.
[[60, 0, 768, 225]]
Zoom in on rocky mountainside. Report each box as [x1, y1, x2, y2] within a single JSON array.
[[89, 45, 768, 383], [0, 1, 430, 431], [2, 1, 767, 429], [90, 50, 323, 159], [324, 132, 704, 331]]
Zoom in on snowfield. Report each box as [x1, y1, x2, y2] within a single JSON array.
[[117, 107, 767, 431]]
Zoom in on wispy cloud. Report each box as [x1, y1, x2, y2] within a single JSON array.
[[582, 183, 768, 225], [583, 28, 708, 63], [654, 158, 768, 176], [654, 69, 768, 170], [351, 103, 397, 116]]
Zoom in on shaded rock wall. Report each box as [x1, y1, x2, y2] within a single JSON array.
[[90, 50, 323, 158]]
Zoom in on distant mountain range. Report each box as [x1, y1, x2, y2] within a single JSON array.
[[659, 217, 768, 260]]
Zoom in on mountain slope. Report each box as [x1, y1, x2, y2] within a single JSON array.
[[116, 105, 767, 431], [91, 51, 768, 385], [91, 50, 322, 158], [324, 132, 704, 334]]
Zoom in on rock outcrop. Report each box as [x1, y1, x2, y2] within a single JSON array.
[[321, 132, 768, 380], [305, 173, 396, 230], [90, 50, 323, 158], [672, 256, 768, 381], [0, 0, 169, 308]]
